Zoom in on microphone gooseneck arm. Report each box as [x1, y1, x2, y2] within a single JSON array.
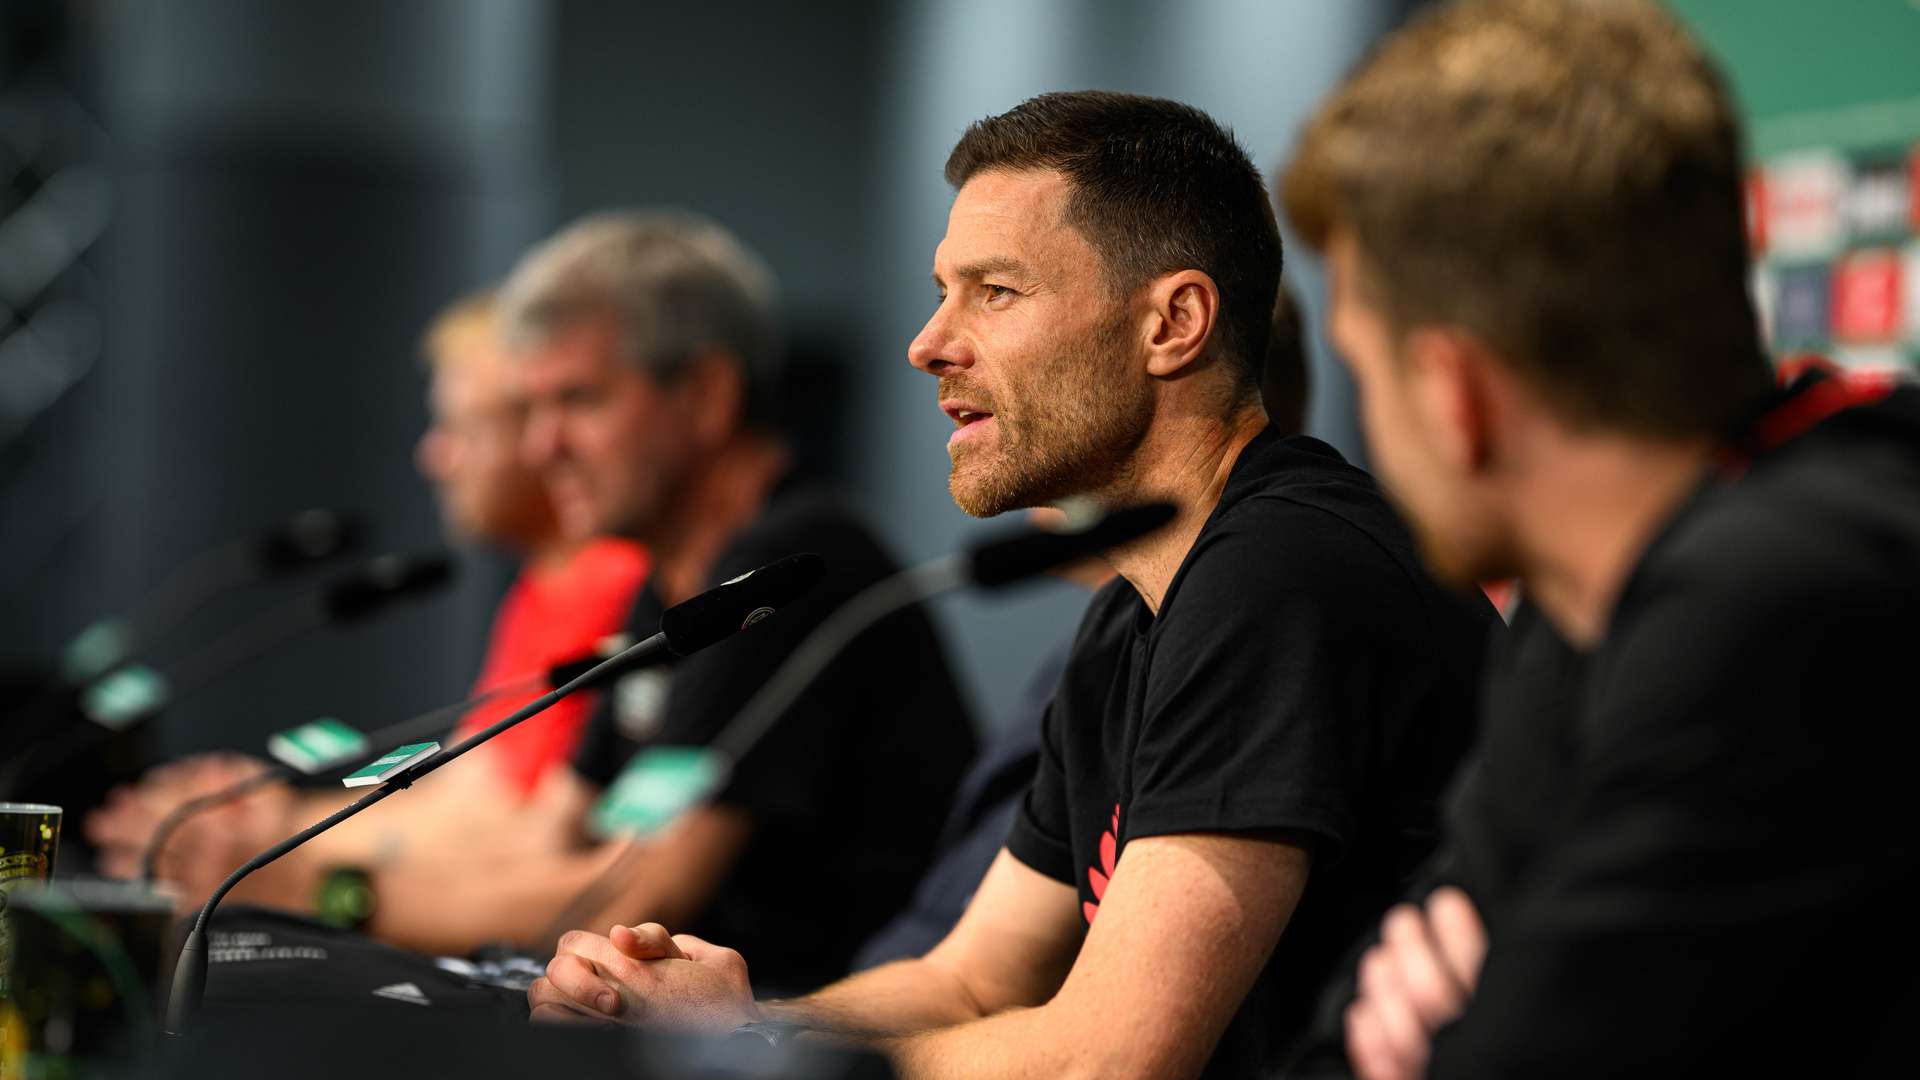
[[163, 632, 672, 1034], [165, 778, 414, 1034], [140, 765, 292, 884]]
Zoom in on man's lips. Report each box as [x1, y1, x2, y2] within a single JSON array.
[[940, 400, 995, 428], [940, 400, 997, 450]]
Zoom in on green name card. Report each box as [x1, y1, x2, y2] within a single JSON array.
[[589, 746, 730, 839], [341, 742, 440, 788], [268, 719, 371, 775], [79, 664, 170, 731]]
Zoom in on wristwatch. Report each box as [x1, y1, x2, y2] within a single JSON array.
[[728, 1020, 810, 1050], [313, 865, 377, 932]]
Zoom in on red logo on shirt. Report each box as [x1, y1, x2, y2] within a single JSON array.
[[1083, 803, 1121, 925]]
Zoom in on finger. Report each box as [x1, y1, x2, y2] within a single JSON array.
[[1357, 942, 1431, 1077], [1380, 904, 1467, 1027], [529, 1002, 618, 1027], [543, 952, 623, 1017], [668, 933, 733, 963], [529, 975, 615, 1022], [1426, 888, 1488, 991], [1345, 998, 1411, 1080], [527, 976, 566, 1012], [611, 923, 686, 961]]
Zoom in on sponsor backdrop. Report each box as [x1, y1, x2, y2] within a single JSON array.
[[1671, 0, 1920, 372]]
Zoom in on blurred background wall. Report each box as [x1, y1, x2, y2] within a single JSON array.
[[3, 0, 1916, 766]]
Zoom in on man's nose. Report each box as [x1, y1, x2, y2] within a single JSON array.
[[522, 409, 562, 469], [908, 303, 972, 377]]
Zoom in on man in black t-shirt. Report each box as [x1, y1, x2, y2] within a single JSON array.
[[852, 279, 1321, 974], [1279, 1, 1920, 1075], [313, 210, 974, 969], [532, 92, 1494, 1078]]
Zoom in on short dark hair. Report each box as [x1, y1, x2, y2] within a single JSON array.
[[946, 91, 1283, 393], [1281, 0, 1770, 437]]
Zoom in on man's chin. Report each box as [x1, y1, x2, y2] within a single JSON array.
[[948, 467, 1023, 519]]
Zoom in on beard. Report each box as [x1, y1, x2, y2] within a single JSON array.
[[944, 312, 1154, 518]]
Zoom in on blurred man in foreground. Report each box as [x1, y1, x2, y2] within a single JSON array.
[[87, 295, 648, 896], [1278, 0, 1920, 1074], [532, 92, 1496, 1078]]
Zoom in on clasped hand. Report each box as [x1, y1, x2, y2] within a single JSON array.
[[1345, 886, 1487, 1080], [529, 923, 758, 1032]]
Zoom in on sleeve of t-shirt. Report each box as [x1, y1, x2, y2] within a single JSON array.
[[1125, 498, 1413, 857], [1429, 532, 1916, 1074], [1004, 696, 1075, 883]]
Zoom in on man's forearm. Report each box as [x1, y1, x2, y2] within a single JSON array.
[[760, 955, 993, 1036], [869, 1002, 1145, 1080], [372, 845, 616, 954]]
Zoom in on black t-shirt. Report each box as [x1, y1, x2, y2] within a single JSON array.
[[573, 483, 978, 993], [1429, 375, 1920, 1076], [1005, 429, 1498, 1076]]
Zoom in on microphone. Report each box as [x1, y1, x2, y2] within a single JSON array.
[[659, 554, 828, 659], [136, 634, 640, 883], [162, 555, 824, 1033], [320, 551, 454, 623], [257, 508, 359, 576]]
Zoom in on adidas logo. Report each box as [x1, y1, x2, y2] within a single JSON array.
[[371, 981, 431, 1006]]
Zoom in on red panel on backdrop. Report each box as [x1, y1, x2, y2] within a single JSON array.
[[1830, 249, 1902, 342]]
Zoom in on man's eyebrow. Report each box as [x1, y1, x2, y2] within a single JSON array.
[[932, 256, 1032, 289]]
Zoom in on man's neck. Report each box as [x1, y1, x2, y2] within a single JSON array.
[[647, 434, 791, 606], [1513, 432, 1716, 649], [1103, 403, 1268, 615]]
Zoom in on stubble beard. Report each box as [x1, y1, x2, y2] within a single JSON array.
[[947, 316, 1152, 518]]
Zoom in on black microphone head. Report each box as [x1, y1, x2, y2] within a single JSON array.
[[257, 509, 359, 573], [659, 553, 826, 656], [966, 502, 1176, 589], [322, 551, 455, 622]]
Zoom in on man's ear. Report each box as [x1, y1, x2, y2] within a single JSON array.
[[678, 351, 746, 447], [1402, 327, 1500, 475], [1142, 269, 1221, 378]]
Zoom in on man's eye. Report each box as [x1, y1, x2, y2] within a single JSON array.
[[983, 284, 1013, 301]]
